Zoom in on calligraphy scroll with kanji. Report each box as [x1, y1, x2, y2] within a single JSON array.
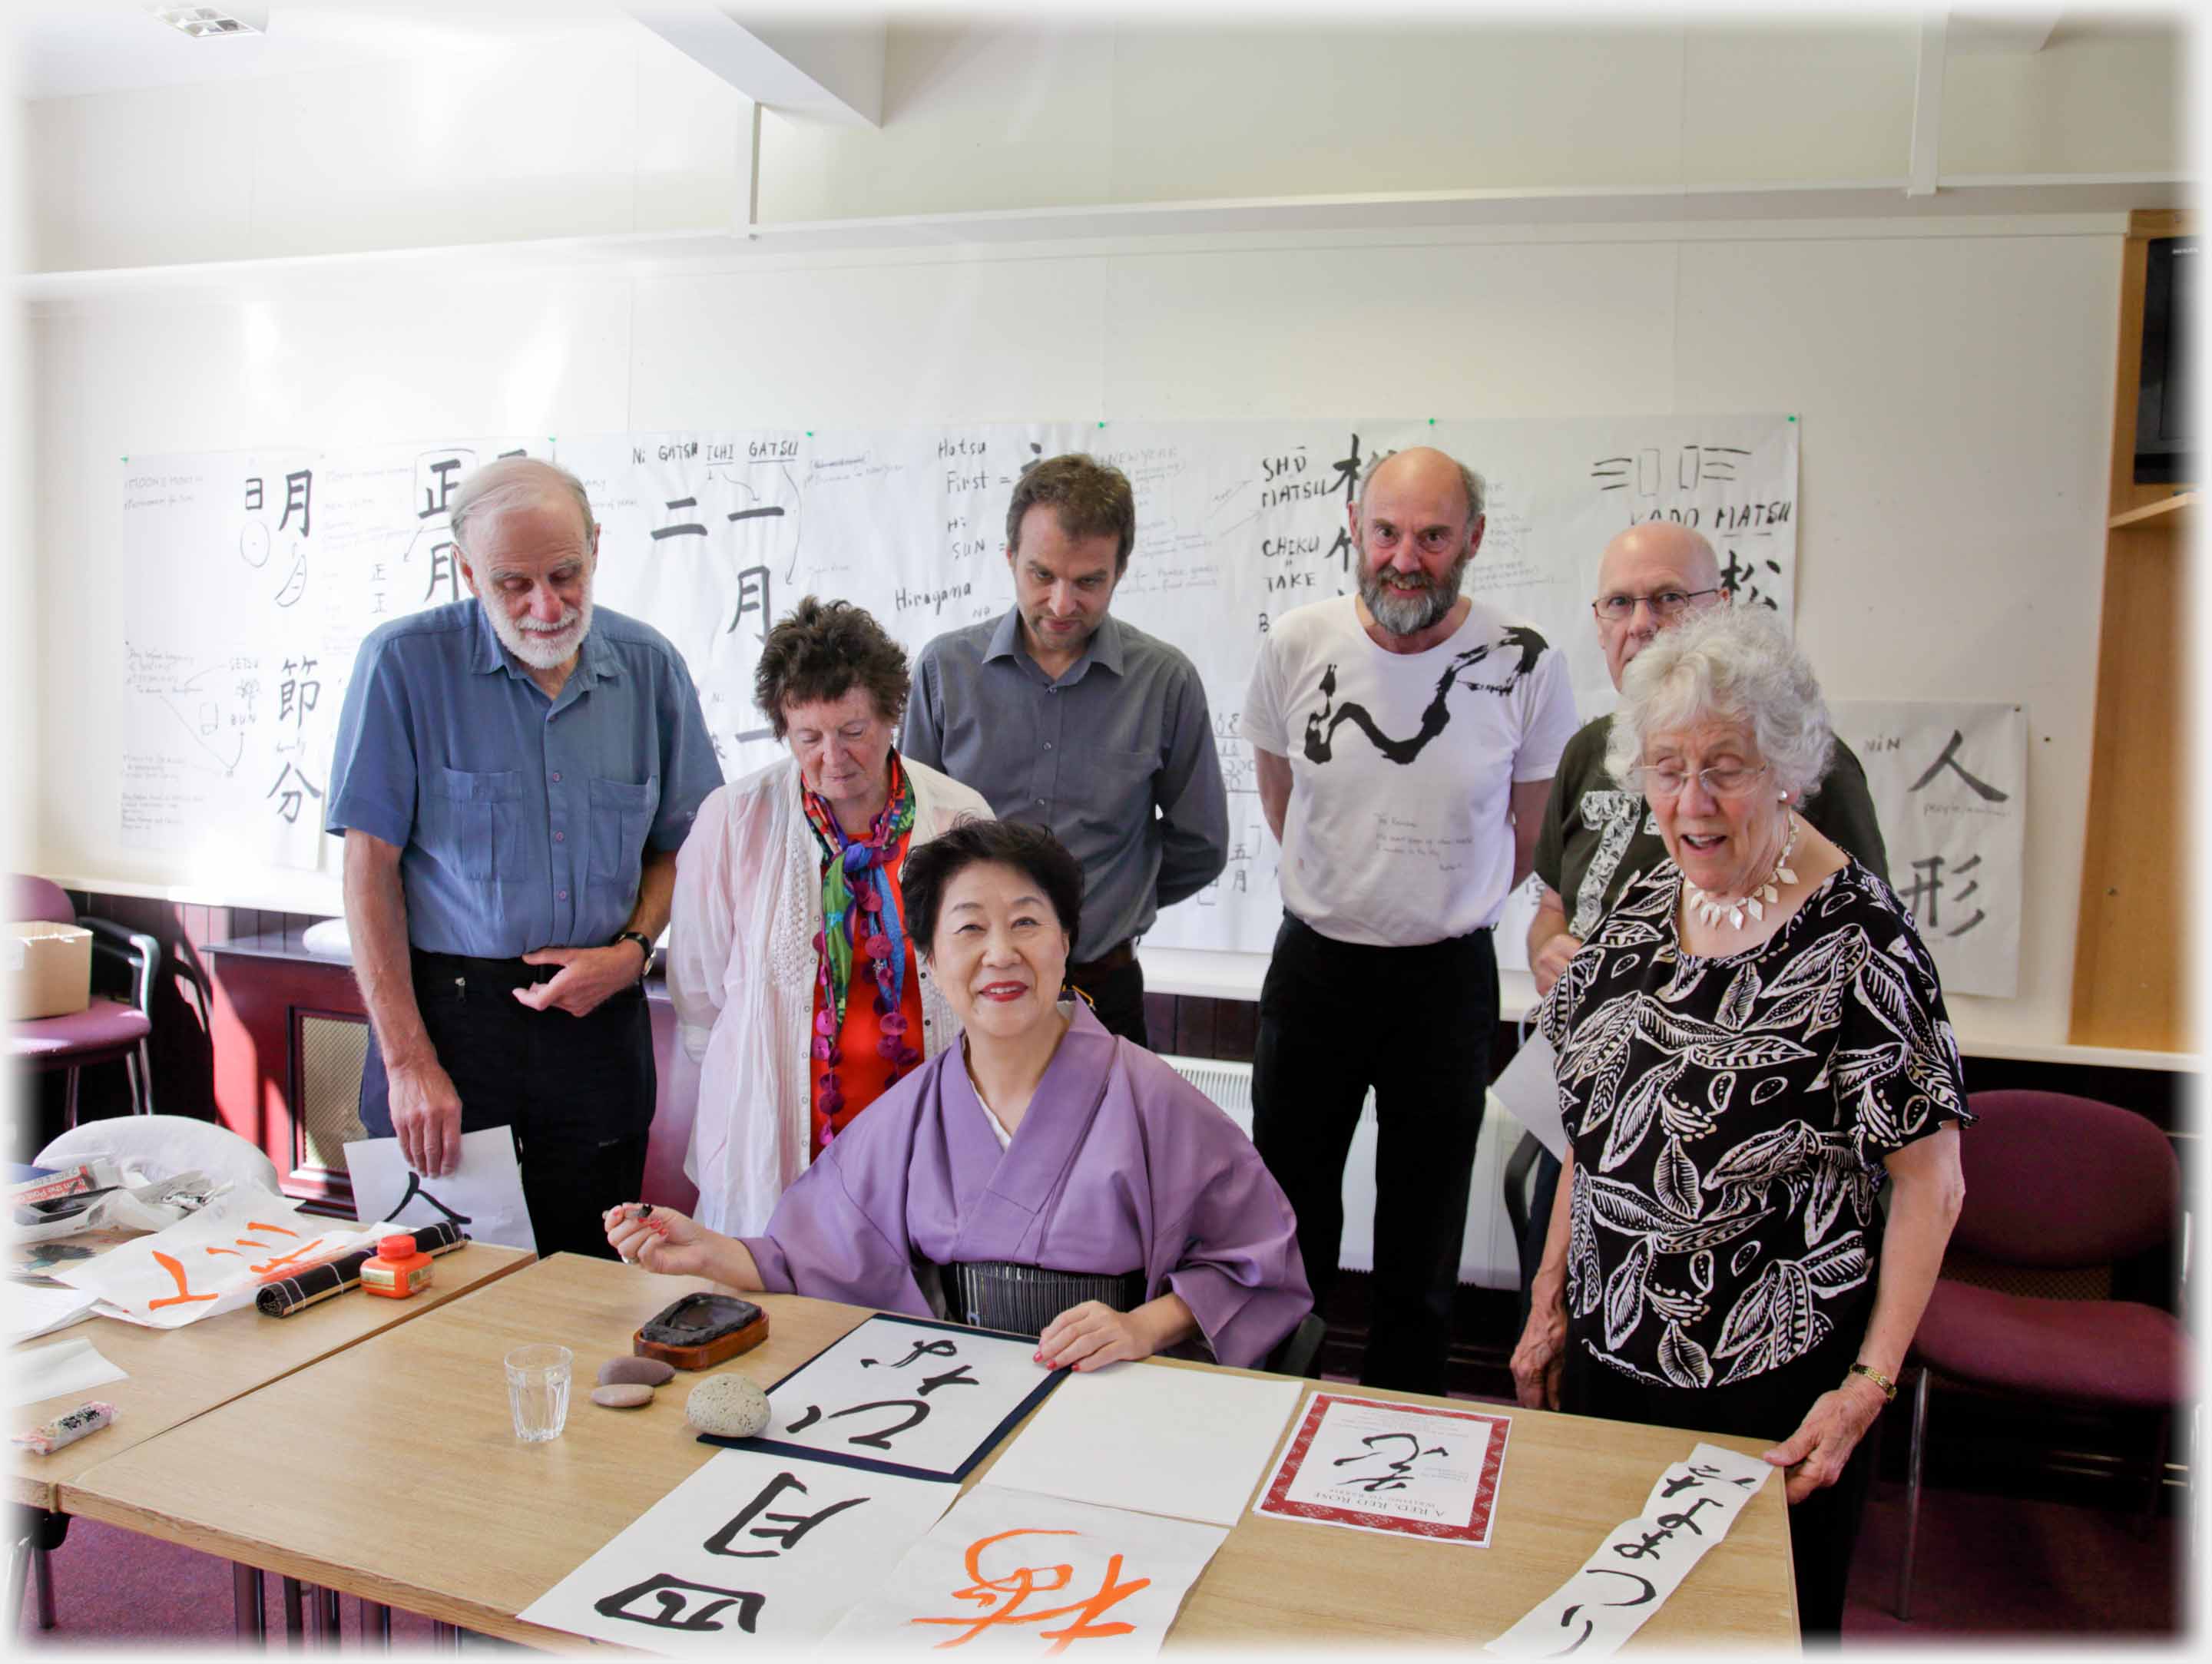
[[1830, 700, 2027, 996], [517, 1446, 954, 1656], [1485, 1441, 1777, 1659], [712, 1313, 1065, 1484], [826, 1484, 1228, 1657], [1253, 1392, 1511, 1545], [47, 1183, 389, 1329]]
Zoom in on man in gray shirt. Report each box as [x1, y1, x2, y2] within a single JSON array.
[[903, 454, 1229, 1045]]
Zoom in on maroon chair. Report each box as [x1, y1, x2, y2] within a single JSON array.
[[1896, 1089, 2191, 1618], [6, 875, 159, 1126]]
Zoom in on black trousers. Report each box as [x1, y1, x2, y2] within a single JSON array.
[[1563, 1333, 1876, 1640], [358, 950, 654, 1262], [1250, 913, 1495, 1395], [1067, 953, 1148, 1048]]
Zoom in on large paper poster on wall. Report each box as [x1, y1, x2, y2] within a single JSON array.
[[1829, 700, 2026, 997], [114, 416, 1796, 952]]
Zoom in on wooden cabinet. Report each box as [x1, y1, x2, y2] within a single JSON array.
[[204, 931, 699, 1219]]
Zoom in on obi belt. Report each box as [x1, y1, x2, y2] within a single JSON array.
[[940, 1260, 1146, 1338]]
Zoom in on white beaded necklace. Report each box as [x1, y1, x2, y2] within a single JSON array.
[[1683, 813, 1799, 931]]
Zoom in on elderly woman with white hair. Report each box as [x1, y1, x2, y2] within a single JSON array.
[[1509, 607, 1969, 1639]]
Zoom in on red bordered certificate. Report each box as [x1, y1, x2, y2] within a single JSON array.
[[1253, 1392, 1511, 1545]]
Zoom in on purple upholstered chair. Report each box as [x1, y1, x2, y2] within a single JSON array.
[[1896, 1089, 2191, 1618], [7, 875, 159, 1126]]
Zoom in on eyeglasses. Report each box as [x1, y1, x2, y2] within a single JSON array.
[[1591, 587, 1722, 623], [1641, 760, 1771, 799]]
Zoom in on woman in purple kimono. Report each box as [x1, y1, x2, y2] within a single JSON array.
[[606, 820, 1311, 1372]]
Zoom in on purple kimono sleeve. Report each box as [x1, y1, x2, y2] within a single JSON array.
[[1141, 1080, 1313, 1371], [737, 1150, 934, 1320]]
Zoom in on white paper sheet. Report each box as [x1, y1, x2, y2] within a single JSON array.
[[8, 1336, 127, 1409], [1253, 1392, 1512, 1546], [825, 1484, 1228, 1656], [747, 1315, 1057, 1481], [980, 1361, 1301, 1527], [2, 1282, 100, 1346], [517, 1447, 954, 1656], [1485, 1441, 1776, 1658], [343, 1127, 535, 1255], [47, 1183, 385, 1328], [1491, 1030, 1568, 1161]]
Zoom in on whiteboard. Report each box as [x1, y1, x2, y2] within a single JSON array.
[[112, 415, 1797, 954]]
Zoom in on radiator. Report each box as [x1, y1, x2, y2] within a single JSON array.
[[1159, 1055, 1527, 1293]]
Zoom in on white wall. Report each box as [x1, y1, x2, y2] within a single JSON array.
[[25, 15, 750, 271], [756, 17, 2186, 220], [22, 14, 2189, 270]]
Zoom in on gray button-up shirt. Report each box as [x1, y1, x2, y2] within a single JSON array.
[[903, 609, 1229, 963]]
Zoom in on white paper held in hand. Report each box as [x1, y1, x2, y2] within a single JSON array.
[[1490, 1028, 1568, 1161], [342, 1126, 535, 1254]]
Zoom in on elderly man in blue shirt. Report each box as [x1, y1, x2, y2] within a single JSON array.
[[326, 458, 720, 1259]]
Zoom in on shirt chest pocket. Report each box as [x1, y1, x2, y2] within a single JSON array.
[[426, 766, 527, 884], [588, 776, 659, 896]]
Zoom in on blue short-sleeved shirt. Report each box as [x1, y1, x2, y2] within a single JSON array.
[[325, 600, 722, 958]]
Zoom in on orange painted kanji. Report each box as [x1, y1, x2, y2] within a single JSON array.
[[147, 1250, 220, 1310], [247, 1239, 338, 1277], [908, 1529, 1151, 1654], [204, 1247, 243, 1257], [245, 1222, 299, 1236]]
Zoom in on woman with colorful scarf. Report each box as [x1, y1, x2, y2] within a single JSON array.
[[668, 598, 990, 1234]]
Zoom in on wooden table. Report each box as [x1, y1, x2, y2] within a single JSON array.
[[9, 1243, 531, 1637], [11, 1242, 532, 1511], [61, 1254, 1798, 1650]]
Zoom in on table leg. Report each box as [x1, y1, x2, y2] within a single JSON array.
[[10, 1506, 67, 1632], [282, 1577, 305, 1646], [362, 1600, 392, 1648], [31, 1538, 56, 1630], [233, 1563, 267, 1642]]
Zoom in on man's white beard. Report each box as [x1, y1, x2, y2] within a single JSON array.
[[1360, 551, 1472, 637], [486, 592, 593, 670]]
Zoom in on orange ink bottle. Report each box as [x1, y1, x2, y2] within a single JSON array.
[[360, 1233, 434, 1300]]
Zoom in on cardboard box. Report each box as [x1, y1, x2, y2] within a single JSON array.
[[5, 921, 93, 1021]]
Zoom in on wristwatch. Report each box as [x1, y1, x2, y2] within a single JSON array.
[[614, 931, 656, 981]]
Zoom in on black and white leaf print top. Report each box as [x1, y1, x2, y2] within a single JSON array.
[[1538, 858, 1972, 1390]]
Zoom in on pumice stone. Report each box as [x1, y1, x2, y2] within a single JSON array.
[[598, 1356, 677, 1387], [591, 1383, 656, 1409], [686, 1373, 770, 1438]]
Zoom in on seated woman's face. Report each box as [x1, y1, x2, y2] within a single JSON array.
[[783, 687, 894, 811], [927, 860, 1072, 1042], [1643, 717, 1783, 897]]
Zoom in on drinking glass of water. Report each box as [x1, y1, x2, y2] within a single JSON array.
[[505, 1344, 573, 1443]]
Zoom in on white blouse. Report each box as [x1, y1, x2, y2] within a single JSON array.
[[667, 753, 992, 1235]]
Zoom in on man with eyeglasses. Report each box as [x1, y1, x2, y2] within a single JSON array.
[[1513, 521, 1886, 1317]]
